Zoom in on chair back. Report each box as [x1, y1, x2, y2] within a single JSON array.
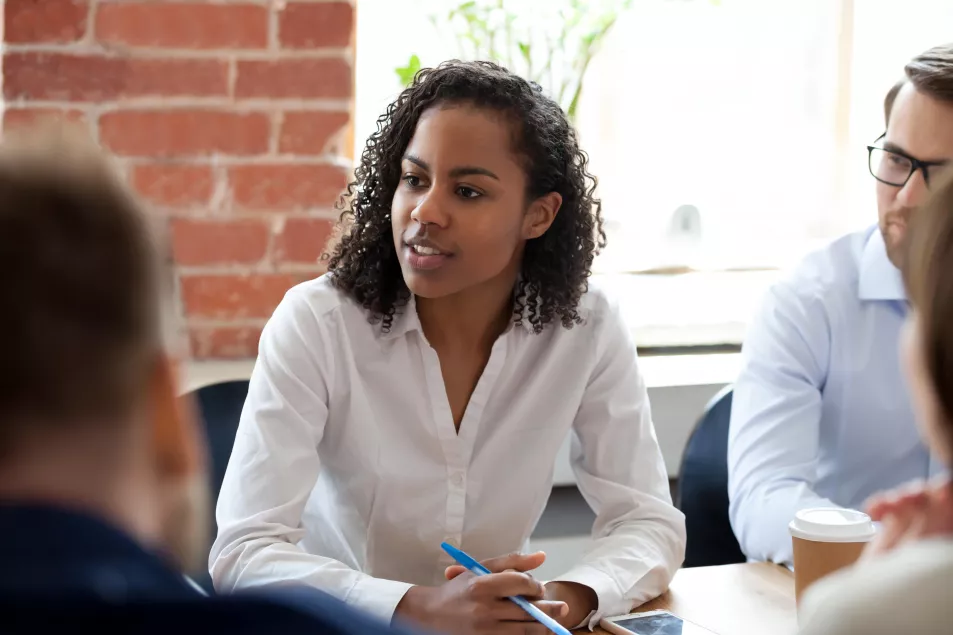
[[189, 379, 250, 591], [676, 386, 746, 567]]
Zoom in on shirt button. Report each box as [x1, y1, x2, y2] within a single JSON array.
[[451, 472, 464, 487]]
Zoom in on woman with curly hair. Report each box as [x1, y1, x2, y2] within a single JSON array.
[[210, 61, 685, 635]]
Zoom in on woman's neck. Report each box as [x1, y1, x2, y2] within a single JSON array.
[[416, 276, 516, 352]]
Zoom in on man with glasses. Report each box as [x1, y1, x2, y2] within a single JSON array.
[[728, 44, 953, 566]]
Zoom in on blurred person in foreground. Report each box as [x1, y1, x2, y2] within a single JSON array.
[[728, 44, 953, 565], [0, 127, 419, 635], [798, 170, 953, 635]]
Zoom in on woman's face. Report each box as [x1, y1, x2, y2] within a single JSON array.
[[901, 312, 952, 465], [391, 104, 560, 300]]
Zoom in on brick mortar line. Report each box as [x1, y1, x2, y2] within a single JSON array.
[[83, 0, 98, 45], [268, 0, 280, 52], [91, 0, 347, 5], [178, 260, 327, 270], [269, 112, 282, 155], [118, 155, 351, 166], [275, 264, 331, 272], [119, 158, 352, 167], [184, 320, 269, 328], [165, 210, 342, 220], [171, 263, 188, 343], [80, 104, 106, 145], [227, 57, 238, 100], [264, 214, 279, 265], [145, 0, 353, 4], [177, 265, 325, 276], [184, 323, 271, 329], [3, 44, 353, 61], [5, 99, 353, 111], [209, 163, 230, 211]]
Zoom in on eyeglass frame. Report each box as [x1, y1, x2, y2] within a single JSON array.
[[867, 133, 949, 188]]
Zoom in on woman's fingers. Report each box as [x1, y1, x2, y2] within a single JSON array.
[[468, 571, 545, 601], [491, 600, 568, 622], [867, 483, 929, 520], [445, 552, 546, 580]]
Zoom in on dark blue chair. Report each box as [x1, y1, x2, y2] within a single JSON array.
[[676, 386, 746, 568], [189, 379, 250, 592]]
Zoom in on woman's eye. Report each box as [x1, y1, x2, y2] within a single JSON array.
[[457, 186, 481, 199], [402, 175, 422, 188]]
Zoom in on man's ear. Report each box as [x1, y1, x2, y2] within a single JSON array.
[[523, 192, 563, 240], [149, 354, 205, 479]]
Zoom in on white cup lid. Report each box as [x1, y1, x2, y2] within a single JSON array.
[[788, 507, 877, 543]]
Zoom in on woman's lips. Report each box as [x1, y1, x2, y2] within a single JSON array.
[[405, 243, 452, 270]]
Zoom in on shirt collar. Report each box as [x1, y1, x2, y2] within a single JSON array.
[[858, 227, 906, 302], [378, 291, 536, 341]]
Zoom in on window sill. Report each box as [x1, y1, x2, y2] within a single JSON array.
[[594, 269, 777, 350], [180, 352, 740, 396], [180, 271, 767, 395]]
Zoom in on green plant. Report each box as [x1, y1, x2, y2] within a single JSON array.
[[395, 54, 423, 88], [395, 0, 634, 122]]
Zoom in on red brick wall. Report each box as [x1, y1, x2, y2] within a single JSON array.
[[2, 0, 355, 359]]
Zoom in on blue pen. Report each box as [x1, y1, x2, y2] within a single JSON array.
[[440, 542, 573, 635]]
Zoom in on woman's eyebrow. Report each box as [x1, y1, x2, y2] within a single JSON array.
[[402, 154, 499, 180], [403, 154, 430, 171], [449, 166, 499, 180]]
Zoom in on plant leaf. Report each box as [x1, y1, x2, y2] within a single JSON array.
[[518, 41, 531, 62], [394, 54, 422, 87]]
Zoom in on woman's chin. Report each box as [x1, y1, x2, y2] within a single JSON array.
[[401, 270, 455, 299], [404, 279, 455, 300]]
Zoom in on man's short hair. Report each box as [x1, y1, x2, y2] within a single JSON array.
[[0, 127, 166, 455], [884, 43, 953, 125]]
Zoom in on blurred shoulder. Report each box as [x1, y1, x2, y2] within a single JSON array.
[[799, 539, 953, 635]]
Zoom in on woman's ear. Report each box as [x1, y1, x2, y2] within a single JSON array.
[[149, 355, 206, 480], [523, 192, 563, 240]]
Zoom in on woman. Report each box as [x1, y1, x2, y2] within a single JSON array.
[[799, 172, 953, 634], [209, 61, 685, 635]]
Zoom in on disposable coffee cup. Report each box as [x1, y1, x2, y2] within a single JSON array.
[[789, 507, 877, 605]]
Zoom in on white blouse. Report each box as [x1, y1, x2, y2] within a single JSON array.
[[209, 275, 685, 625]]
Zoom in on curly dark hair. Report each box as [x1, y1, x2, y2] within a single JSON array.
[[325, 60, 605, 333]]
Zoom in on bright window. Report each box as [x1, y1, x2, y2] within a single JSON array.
[[354, 0, 953, 347]]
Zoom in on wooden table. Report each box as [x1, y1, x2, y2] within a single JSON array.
[[588, 563, 797, 635]]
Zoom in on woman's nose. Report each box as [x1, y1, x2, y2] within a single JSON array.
[[410, 191, 449, 228]]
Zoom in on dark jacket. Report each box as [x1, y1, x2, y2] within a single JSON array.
[[0, 503, 421, 634]]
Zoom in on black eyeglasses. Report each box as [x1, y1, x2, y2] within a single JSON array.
[[868, 133, 949, 188]]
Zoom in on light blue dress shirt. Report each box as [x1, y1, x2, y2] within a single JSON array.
[[728, 226, 943, 565]]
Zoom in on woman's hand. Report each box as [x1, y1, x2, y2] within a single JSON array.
[[540, 581, 598, 629], [443, 552, 597, 630], [863, 477, 953, 559], [395, 552, 568, 635]]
